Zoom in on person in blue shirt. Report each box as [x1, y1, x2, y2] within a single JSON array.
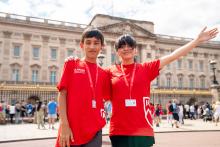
[[26, 103, 33, 122], [47, 98, 58, 129]]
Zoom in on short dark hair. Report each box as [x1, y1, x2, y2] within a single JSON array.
[[81, 27, 104, 45], [115, 34, 136, 51]]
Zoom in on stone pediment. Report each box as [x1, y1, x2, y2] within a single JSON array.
[[98, 21, 156, 39]]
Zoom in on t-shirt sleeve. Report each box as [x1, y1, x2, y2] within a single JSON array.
[[102, 67, 112, 101], [143, 59, 160, 81], [57, 61, 72, 91]]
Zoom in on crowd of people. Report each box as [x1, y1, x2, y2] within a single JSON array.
[[162, 99, 220, 128], [103, 99, 220, 129], [0, 98, 58, 129]]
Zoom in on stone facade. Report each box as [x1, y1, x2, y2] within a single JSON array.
[[0, 12, 220, 105]]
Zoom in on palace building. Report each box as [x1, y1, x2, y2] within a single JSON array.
[[0, 12, 220, 105]]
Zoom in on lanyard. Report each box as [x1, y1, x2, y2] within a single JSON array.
[[84, 61, 99, 100], [120, 63, 137, 99]]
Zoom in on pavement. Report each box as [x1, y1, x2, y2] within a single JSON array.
[[0, 118, 220, 145]]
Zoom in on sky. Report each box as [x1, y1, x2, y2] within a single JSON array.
[[0, 0, 220, 41]]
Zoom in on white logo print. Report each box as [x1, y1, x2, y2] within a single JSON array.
[[74, 68, 85, 74], [100, 109, 105, 119], [143, 97, 153, 129]]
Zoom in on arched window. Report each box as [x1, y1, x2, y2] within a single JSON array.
[[30, 64, 41, 82], [199, 75, 206, 89], [177, 59, 182, 69], [177, 74, 184, 89], [188, 74, 195, 89], [66, 48, 76, 57], [49, 65, 58, 84], [10, 63, 21, 81], [166, 73, 172, 88]]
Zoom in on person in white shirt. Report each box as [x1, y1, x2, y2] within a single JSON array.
[[214, 101, 220, 126], [184, 104, 190, 119], [189, 104, 196, 120], [9, 104, 16, 123], [178, 103, 184, 124]]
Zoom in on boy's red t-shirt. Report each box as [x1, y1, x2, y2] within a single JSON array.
[[108, 60, 160, 137], [56, 59, 110, 146]]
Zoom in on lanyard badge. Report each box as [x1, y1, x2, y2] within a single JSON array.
[[125, 99, 137, 107], [92, 99, 96, 108], [120, 63, 137, 107]]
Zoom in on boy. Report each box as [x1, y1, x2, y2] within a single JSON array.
[[55, 27, 110, 147]]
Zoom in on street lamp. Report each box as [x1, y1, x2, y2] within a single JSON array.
[[210, 60, 219, 85], [97, 54, 105, 67]]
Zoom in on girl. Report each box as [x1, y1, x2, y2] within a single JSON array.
[[107, 27, 218, 147]]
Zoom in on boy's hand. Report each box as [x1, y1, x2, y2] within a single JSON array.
[[59, 124, 74, 147], [65, 55, 78, 62]]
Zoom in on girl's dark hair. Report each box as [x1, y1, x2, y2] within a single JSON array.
[[115, 34, 136, 51], [37, 101, 42, 111], [81, 27, 104, 45]]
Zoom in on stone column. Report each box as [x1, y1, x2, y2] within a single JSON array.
[[58, 37, 66, 79], [141, 44, 147, 62], [41, 35, 50, 82], [150, 44, 157, 59], [2, 31, 12, 80], [105, 41, 112, 66], [75, 39, 82, 58], [23, 33, 32, 81], [59, 37, 66, 61]]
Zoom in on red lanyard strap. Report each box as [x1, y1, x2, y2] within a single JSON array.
[[120, 63, 137, 99], [84, 61, 98, 100]]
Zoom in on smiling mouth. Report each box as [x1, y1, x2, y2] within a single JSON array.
[[123, 52, 132, 54], [89, 51, 97, 53]]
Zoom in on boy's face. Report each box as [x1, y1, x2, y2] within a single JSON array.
[[80, 37, 103, 61]]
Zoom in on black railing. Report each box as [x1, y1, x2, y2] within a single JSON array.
[[0, 80, 57, 85], [152, 86, 209, 91]]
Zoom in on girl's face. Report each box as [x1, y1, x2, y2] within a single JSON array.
[[117, 44, 137, 61]]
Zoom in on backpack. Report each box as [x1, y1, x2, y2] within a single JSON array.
[[155, 108, 160, 116], [169, 104, 174, 112]]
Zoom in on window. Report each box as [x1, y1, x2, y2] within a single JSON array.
[[12, 69, 20, 81], [33, 47, 39, 58], [177, 59, 182, 69], [188, 60, 193, 70], [200, 78, 205, 89], [50, 71, 56, 84], [32, 70, 39, 82], [189, 78, 194, 89], [199, 60, 204, 72], [67, 49, 74, 57], [51, 48, 57, 60], [178, 77, 183, 88], [76, 50, 82, 58], [166, 77, 171, 88], [147, 53, 151, 58], [111, 52, 116, 64], [167, 64, 171, 69], [156, 77, 160, 87], [13, 46, 20, 57]]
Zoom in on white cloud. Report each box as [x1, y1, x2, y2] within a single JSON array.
[[0, 0, 219, 40]]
